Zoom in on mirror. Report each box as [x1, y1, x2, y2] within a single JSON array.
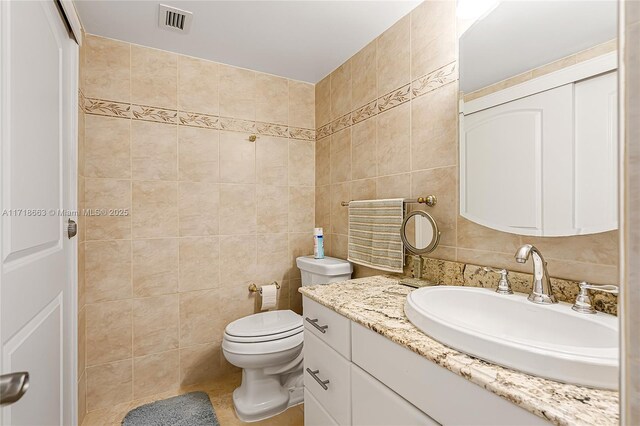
[[459, 1, 618, 237], [401, 211, 441, 255]]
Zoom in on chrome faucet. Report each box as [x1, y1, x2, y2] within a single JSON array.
[[514, 244, 557, 304]]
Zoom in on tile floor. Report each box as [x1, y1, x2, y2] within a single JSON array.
[[81, 372, 304, 426]]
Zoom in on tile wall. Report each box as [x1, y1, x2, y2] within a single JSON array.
[[315, 0, 619, 284], [78, 34, 315, 415]]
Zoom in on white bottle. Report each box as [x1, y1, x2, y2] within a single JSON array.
[[314, 227, 324, 259]]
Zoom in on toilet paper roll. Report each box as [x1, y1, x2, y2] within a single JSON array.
[[260, 284, 278, 311]]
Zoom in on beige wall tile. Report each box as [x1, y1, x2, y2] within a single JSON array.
[[351, 179, 376, 201], [78, 372, 86, 424], [351, 40, 377, 108], [377, 15, 410, 95], [330, 129, 352, 183], [377, 103, 410, 176], [133, 350, 179, 399], [132, 238, 179, 297], [85, 115, 130, 179], [351, 118, 377, 180], [256, 73, 288, 125], [289, 186, 315, 233], [220, 235, 257, 285], [315, 185, 331, 231], [411, 167, 457, 246], [133, 294, 179, 356], [178, 55, 219, 115], [315, 75, 331, 127], [179, 237, 220, 292], [179, 343, 223, 386], [131, 121, 177, 181], [527, 231, 618, 266], [131, 45, 177, 109], [178, 127, 219, 182], [411, 0, 456, 79], [376, 173, 411, 199], [411, 83, 457, 171], [219, 184, 256, 235], [288, 233, 314, 279], [332, 234, 349, 259], [457, 216, 521, 255], [84, 35, 130, 101], [289, 141, 315, 186], [257, 233, 289, 283], [86, 300, 132, 366], [219, 132, 256, 184], [330, 182, 350, 235], [78, 307, 86, 376], [315, 137, 331, 186], [257, 185, 288, 234], [256, 136, 289, 185], [86, 240, 132, 303], [289, 81, 315, 129], [178, 182, 220, 236], [86, 359, 132, 411], [78, 241, 86, 307], [330, 61, 352, 119], [289, 279, 303, 314], [132, 181, 178, 238], [85, 178, 131, 241], [180, 289, 222, 348], [219, 65, 256, 120]]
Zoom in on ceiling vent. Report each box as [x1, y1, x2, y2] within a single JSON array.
[[158, 4, 193, 34]]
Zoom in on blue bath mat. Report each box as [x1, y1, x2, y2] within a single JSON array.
[[122, 391, 219, 426]]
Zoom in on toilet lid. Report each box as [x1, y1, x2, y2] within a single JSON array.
[[225, 310, 303, 338]]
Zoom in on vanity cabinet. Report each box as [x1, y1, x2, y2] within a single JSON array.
[[303, 297, 548, 426]]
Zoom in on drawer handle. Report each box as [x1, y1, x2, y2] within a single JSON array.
[[306, 368, 330, 390], [305, 317, 328, 334]]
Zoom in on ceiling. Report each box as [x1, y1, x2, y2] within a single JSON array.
[[75, 0, 421, 83], [460, 1, 617, 93]]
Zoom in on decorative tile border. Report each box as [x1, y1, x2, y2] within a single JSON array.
[[131, 104, 177, 124], [377, 83, 411, 112], [316, 61, 458, 140], [80, 96, 315, 142], [412, 61, 458, 98]]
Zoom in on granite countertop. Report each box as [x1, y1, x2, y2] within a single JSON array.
[[299, 275, 619, 426]]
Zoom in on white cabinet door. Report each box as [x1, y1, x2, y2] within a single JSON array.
[[352, 364, 439, 426], [574, 71, 618, 234], [305, 390, 339, 426], [461, 84, 573, 235]]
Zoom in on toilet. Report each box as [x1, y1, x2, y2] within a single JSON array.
[[222, 256, 352, 422]]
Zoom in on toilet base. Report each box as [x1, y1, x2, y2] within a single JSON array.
[[232, 368, 303, 422]]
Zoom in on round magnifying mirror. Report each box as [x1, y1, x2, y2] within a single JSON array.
[[400, 210, 441, 255]]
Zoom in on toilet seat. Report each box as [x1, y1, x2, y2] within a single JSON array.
[[225, 310, 303, 339], [222, 330, 303, 355]]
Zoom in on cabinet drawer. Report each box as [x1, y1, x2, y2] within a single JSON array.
[[303, 297, 351, 360], [351, 322, 547, 426], [304, 331, 351, 425], [352, 364, 439, 426], [304, 389, 338, 426]]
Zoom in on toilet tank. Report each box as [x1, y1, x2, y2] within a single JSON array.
[[296, 256, 353, 286]]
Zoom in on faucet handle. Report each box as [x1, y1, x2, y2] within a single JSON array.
[[572, 281, 619, 314], [483, 267, 514, 295]]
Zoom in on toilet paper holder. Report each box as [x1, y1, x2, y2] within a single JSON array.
[[248, 281, 281, 295]]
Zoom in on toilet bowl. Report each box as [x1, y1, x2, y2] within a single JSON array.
[[222, 310, 304, 422], [222, 256, 353, 421]]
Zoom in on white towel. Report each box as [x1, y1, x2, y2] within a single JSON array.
[[347, 198, 404, 273]]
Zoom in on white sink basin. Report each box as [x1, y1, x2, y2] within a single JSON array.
[[404, 286, 619, 390]]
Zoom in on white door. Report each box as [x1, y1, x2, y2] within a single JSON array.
[[0, 1, 77, 425]]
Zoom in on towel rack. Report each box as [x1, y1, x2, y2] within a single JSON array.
[[341, 195, 437, 207]]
